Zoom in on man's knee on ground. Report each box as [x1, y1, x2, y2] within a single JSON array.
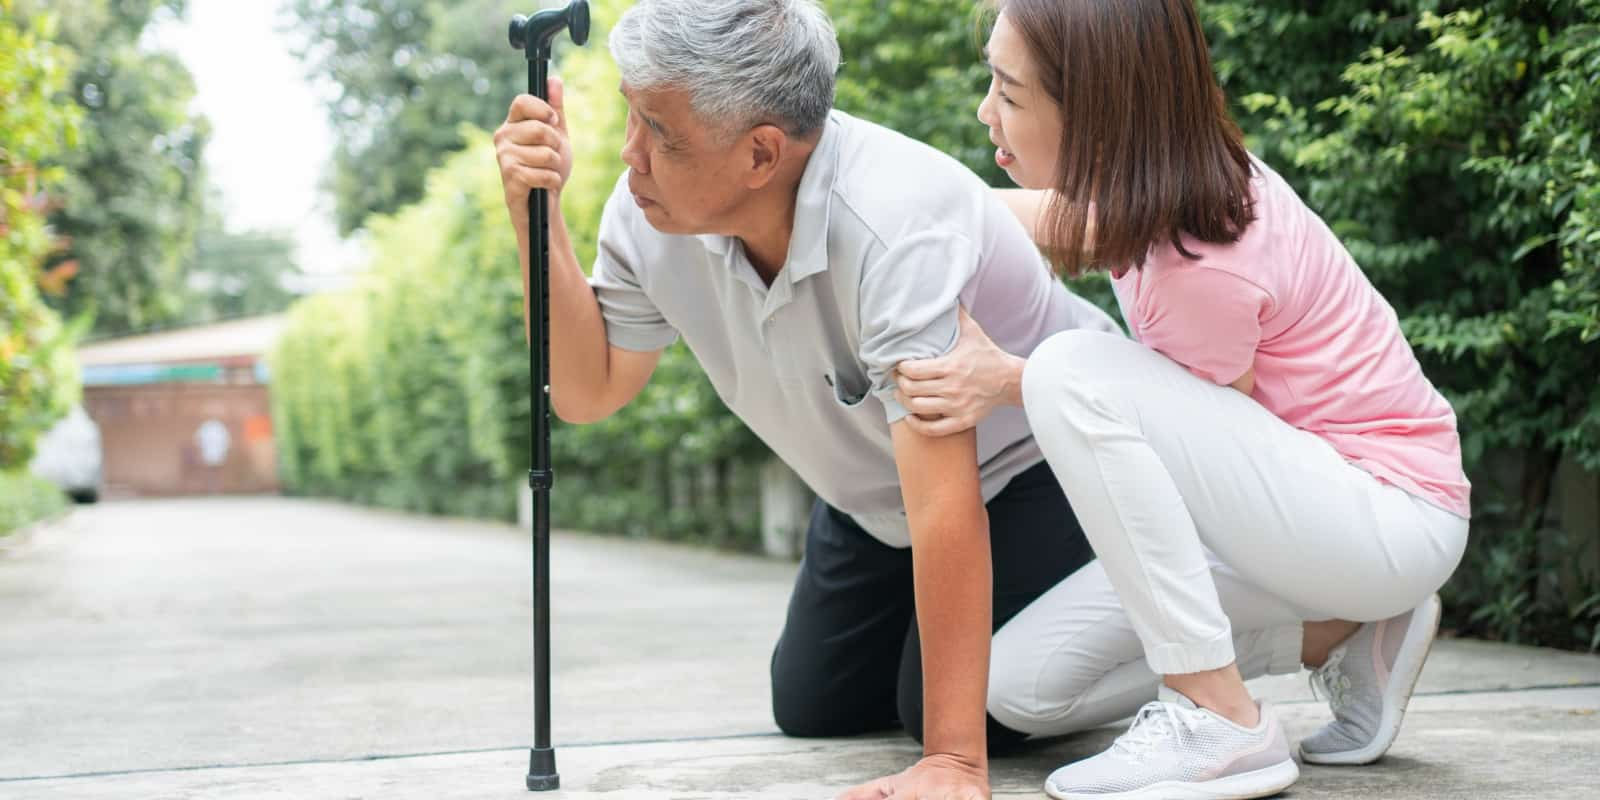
[[896, 687, 924, 744], [771, 675, 895, 738], [771, 695, 846, 738]]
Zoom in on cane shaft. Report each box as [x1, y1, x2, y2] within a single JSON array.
[[527, 48, 557, 781]]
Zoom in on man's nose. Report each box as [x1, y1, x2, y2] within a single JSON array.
[[621, 126, 649, 174]]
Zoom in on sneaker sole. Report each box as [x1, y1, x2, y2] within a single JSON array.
[[1299, 593, 1442, 766], [1044, 759, 1300, 800]]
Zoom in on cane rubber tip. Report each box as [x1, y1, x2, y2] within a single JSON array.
[[526, 747, 560, 791], [525, 773, 560, 791]]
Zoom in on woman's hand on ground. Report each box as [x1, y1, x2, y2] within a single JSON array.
[[895, 308, 1024, 437], [835, 753, 990, 800]]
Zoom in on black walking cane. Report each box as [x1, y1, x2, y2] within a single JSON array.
[[509, 1, 588, 792]]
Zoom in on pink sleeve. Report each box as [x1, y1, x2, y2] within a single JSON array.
[[1134, 266, 1272, 385]]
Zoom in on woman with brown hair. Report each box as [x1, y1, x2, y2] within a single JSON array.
[[891, 1, 1472, 797]]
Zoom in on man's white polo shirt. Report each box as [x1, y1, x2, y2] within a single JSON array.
[[589, 110, 1119, 548]]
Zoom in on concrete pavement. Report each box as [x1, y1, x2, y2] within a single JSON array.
[[2, 498, 1597, 799]]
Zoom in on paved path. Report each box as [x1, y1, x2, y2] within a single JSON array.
[[2, 498, 1597, 798]]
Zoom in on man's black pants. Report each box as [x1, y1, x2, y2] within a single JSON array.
[[769, 459, 1094, 752]]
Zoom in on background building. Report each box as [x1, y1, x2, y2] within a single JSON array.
[[77, 315, 285, 497]]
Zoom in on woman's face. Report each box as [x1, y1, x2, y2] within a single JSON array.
[[976, 11, 1063, 190]]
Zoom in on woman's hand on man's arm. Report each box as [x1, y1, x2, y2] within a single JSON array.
[[895, 308, 1025, 437]]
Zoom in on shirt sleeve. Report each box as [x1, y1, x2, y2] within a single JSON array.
[[586, 188, 680, 353], [1134, 266, 1271, 385], [857, 230, 978, 423]]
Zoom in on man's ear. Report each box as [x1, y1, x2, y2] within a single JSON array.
[[745, 124, 789, 190]]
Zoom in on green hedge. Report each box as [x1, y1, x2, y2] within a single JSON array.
[[0, 470, 67, 536], [272, 130, 539, 522]]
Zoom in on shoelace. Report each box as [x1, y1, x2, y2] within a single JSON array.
[[1111, 701, 1208, 760], [1310, 646, 1353, 712]]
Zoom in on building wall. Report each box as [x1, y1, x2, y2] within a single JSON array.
[[84, 383, 279, 496]]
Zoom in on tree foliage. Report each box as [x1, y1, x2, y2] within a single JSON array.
[[286, 0, 540, 234], [181, 201, 303, 325], [20, 0, 210, 337], [0, 2, 83, 471], [828, 0, 1001, 185], [826, 0, 1119, 308]]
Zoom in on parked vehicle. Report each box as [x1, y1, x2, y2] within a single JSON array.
[[29, 405, 103, 503]]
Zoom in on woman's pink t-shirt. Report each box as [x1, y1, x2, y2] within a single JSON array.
[[1111, 157, 1471, 518]]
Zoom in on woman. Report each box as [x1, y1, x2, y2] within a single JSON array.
[[892, 1, 1471, 797]]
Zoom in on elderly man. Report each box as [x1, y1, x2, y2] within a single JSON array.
[[495, 0, 1118, 796]]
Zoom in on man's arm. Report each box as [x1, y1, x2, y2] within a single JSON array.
[[892, 421, 992, 770], [838, 230, 994, 798], [515, 199, 660, 423], [496, 83, 659, 423]]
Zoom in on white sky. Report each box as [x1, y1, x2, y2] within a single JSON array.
[[145, 0, 364, 281]]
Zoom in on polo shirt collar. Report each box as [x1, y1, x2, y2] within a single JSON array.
[[783, 112, 841, 282]]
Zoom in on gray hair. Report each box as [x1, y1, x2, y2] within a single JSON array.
[[609, 0, 840, 137]]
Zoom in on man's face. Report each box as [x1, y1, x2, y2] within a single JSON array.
[[619, 84, 751, 236]]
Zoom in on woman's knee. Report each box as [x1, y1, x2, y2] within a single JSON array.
[[986, 640, 1076, 736], [986, 662, 1050, 735], [987, 597, 1150, 737], [1021, 330, 1128, 418]]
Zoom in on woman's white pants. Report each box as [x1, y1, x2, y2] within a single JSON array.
[[986, 330, 1467, 736]]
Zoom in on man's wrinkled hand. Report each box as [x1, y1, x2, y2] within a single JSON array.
[[835, 754, 990, 800], [493, 76, 575, 226], [895, 308, 1024, 437]]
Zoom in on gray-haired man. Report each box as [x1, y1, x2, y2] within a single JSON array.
[[494, 1, 1118, 796]]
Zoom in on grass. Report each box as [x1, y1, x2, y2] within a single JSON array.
[[0, 470, 68, 536]]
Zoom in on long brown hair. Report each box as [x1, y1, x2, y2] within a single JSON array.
[[998, 0, 1256, 276]]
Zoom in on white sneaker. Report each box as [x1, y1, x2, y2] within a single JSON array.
[[1300, 593, 1442, 765], [1044, 687, 1299, 800]]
